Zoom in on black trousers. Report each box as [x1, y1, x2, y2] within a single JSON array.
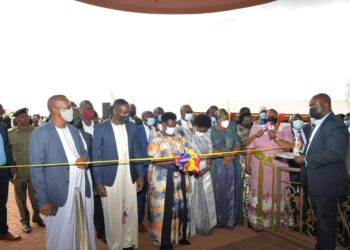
[[310, 195, 338, 250], [93, 194, 105, 238], [0, 177, 9, 235]]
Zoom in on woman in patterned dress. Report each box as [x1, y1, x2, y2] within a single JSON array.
[[147, 112, 190, 250]]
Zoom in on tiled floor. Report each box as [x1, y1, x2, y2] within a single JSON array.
[[3, 183, 301, 250]]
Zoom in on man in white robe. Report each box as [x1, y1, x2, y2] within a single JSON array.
[[92, 98, 144, 250], [30, 95, 96, 250]]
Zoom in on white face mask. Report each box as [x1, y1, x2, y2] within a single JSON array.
[[195, 131, 206, 137], [165, 127, 176, 135], [221, 120, 229, 129], [60, 107, 73, 123]]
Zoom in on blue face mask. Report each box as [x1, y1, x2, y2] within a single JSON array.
[[211, 116, 217, 126], [184, 113, 193, 121], [260, 112, 266, 120], [157, 115, 162, 122], [146, 118, 155, 126], [293, 120, 304, 130], [344, 120, 350, 127]]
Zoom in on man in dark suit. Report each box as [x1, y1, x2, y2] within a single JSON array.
[[92, 98, 144, 250], [0, 122, 20, 241], [295, 93, 349, 250], [137, 110, 156, 233], [77, 101, 106, 243]]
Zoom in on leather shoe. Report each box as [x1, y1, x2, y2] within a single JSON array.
[[33, 218, 45, 227], [179, 239, 191, 245], [22, 224, 31, 233], [138, 223, 147, 233], [0, 232, 22, 241]]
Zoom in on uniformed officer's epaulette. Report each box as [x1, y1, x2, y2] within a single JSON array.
[[8, 126, 18, 132]]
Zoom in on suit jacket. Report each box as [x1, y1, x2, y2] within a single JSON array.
[[29, 121, 91, 209], [0, 122, 15, 178], [137, 125, 151, 168], [305, 113, 349, 196], [92, 120, 143, 186]]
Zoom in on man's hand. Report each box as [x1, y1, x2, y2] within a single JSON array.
[[40, 202, 53, 216], [10, 168, 17, 183], [294, 155, 305, 165], [136, 176, 144, 192], [75, 156, 88, 169], [96, 184, 107, 197]]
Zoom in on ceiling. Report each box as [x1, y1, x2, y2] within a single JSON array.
[[77, 0, 275, 14]]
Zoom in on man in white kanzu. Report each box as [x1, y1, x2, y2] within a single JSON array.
[[92, 98, 144, 250], [29, 95, 96, 250]]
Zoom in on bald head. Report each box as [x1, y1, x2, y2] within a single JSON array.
[[180, 104, 193, 119], [47, 95, 69, 112], [309, 93, 332, 119]]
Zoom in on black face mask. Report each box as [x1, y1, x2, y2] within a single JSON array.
[[309, 108, 323, 119], [242, 121, 253, 129], [266, 117, 278, 124], [118, 115, 129, 124], [130, 111, 136, 118]]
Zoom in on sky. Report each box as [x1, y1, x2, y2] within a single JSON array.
[[0, 0, 350, 117]]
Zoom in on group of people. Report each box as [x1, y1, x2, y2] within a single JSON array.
[[0, 92, 348, 250]]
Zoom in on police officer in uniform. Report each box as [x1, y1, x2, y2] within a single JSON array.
[[9, 108, 44, 233]]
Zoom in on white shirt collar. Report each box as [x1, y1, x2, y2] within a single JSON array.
[[314, 112, 331, 126]]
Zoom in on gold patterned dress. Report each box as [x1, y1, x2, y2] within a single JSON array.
[[147, 130, 190, 246]]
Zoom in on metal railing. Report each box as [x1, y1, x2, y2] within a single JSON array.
[[274, 167, 350, 249]]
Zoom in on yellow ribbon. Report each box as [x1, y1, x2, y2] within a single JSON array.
[[0, 146, 290, 169]]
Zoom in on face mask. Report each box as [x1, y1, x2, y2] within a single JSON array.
[[130, 111, 136, 118], [344, 120, 349, 127], [185, 113, 193, 121], [309, 107, 323, 120], [83, 110, 94, 120], [195, 131, 206, 137], [118, 115, 129, 124], [221, 120, 229, 129], [157, 115, 162, 122], [266, 117, 278, 124], [260, 112, 266, 120], [243, 121, 253, 129], [60, 107, 73, 123], [165, 126, 176, 135], [293, 120, 304, 130], [146, 118, 155, 126], [211, 116, 217, 126]]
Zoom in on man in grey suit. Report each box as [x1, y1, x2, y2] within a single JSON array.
[[295, 93, 349, 250], [30, 95, 96, 250]]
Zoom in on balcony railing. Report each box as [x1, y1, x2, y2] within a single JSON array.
[[273, 167, 350, 250]]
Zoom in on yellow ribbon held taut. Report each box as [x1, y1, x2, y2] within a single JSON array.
[[0, 146, 291, 169]]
